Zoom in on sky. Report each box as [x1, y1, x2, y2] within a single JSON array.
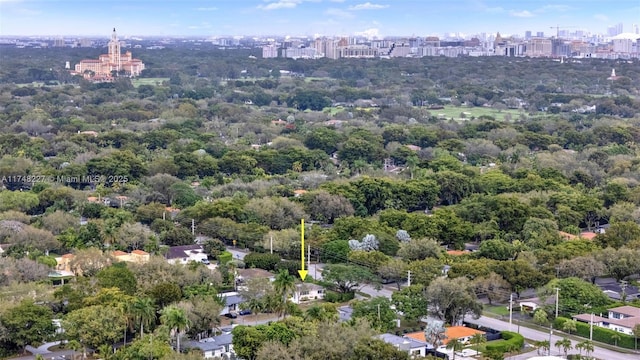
[[0, 0, 639, 38]]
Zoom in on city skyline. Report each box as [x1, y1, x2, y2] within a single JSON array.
[[0, 0, 639, 38]]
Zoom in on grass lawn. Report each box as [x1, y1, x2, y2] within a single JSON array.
[[485, 305, 510, 316], [130, 77, 169, 87]]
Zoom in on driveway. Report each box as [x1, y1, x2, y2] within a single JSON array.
[[466, 315, 639, 360]]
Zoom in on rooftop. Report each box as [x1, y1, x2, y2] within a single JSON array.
[[405, 326, 485, 345]]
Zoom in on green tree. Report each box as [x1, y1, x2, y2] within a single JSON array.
[[130, 297, 156, 339], [425, 277, 482, 325], [562, 319, 577, 335], [96, 263, 137, 295], [533, 309, 549, 326], [446, 337, 464, 360], [352, 338, 411, 360], [351, 297, 397, 332], [538, 277, 611, 316], [63, 305, 127, 352], [391, 285, 428, 322], [470, 333, 485, 356], [321, 264, 376, 294], [273, 269, 296, 318], [160, 305, 190, 353], [0, 301, 56, 353], [232, 325, 268, 360]]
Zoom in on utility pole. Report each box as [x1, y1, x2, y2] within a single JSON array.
[[555, 287, 560, 318], [590, 313, 594, 341], [407, 270, 411, 287], [377, 303, 381, 321], [270, 235, 273, 254], [509, 293, 513, 332], [191, 219, 195, 235], [308, 244, 311, 271], [621, 280, 628, 303]]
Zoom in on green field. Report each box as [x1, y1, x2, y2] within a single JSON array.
[[131, 78, 170, 88]]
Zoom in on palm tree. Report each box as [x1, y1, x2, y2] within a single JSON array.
[[536, 340, 550, 356], [97, 344, 115, 360], [611, 332, 621, 347], [560, 338, 572, 357], [273, 269, 296, 318], [578, 340, 594, 359], [562, 319, 577, 335], [446, 338, 463, 360], [575, 341, 584, 357], [470, 333, 485, 356], [247, 298, 263, 325], [131, 297, 156, 339], [160, 305, 190, 353], [554, 339, 563, 356]]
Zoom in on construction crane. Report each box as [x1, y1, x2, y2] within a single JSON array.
[[549, 25, 577, 38]]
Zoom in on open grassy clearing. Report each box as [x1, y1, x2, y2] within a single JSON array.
[[131, 77, 169, 87]]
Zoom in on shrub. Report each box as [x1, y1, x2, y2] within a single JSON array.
[[243, 252, 281, 270], [275, 260, 300, 276], [324, 290, 355, 303], [554, 316, 635, 349], [217, 251, 232, 265], [485, 331, 524, 353]]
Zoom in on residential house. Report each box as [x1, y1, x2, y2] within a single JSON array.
[[55, 253, 75, 273], [290, 283, 325, 304], [236, 268, 276, 288], [184, 333, 234, 359], [377, 333, 427, 357], [405, 325, 486, 347], [573, 305, 640, 335], [218, 292, 245, 316], [112, 250, 150, 264], [597, 279, 640, 301], [165, 244, 208, 265]]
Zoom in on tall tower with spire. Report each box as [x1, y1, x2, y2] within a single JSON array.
[[108, 28, 121, 72]]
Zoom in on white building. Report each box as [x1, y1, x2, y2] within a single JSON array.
[[164, 244, 208, 265], [573, 305, 640, 335], [290, 283, 325, 304]]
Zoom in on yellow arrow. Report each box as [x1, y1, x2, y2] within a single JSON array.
[[298, 218, 308, 281]]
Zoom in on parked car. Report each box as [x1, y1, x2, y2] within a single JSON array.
[[239, 309, 251, 315], [224, 312, 237, 319], [201, 258, 210, 265]]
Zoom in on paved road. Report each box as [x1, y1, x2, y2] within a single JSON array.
[[466, 316, 639, 360]]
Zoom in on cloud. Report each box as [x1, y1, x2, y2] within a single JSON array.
[[354, 28, 380, 38], [258, 0, 301, 10], [330, 0, 346, 2], [593, 14, 609, 22], [537, 4, 571, 13], [484, 7, 504, 13], [196, 7, 218, 11], [510, 10, 534, 18], [349, 2, 389, 10], [325, 8, 354, 18]]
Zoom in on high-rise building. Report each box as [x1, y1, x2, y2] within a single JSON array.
[[525, 31, 532, 40], [536, 32, 544, 38], [262, 44, 278, 58], [71, 28, 145, 81]]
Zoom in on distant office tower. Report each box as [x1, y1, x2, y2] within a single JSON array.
[[536, 32, 544, 38], [72, 28, 145, 80], [262, 45, 278, 58], [608, 23, 623, 36], [525, 31, 532, 40], [53, 38, 65, 47], [634, 24, 639, 34]]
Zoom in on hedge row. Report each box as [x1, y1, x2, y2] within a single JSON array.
[[485, 331, 525, 353], [554, 317, 636, 349]]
